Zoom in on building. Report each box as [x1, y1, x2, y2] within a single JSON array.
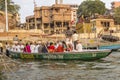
[[70, 4, 79, 29], [50, 4, 71, 34], [111, 1, 120, 9], [0, 11, 20, 32], [91, 19, 115, 33], [26, 0, 78, 34]]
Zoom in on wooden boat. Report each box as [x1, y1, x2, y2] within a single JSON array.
[[101, 35, 119, 42], [9, 49, 112, 61]]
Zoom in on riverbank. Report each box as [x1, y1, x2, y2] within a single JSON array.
[[0, 31, 120, 48]]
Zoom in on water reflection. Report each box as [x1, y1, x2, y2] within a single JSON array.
[[1, 52, 120, 80]]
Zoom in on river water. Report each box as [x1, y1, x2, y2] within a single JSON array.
[[1, 52, 120, 80]]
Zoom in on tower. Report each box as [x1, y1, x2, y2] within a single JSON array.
[[55, 0, 63, 4], [55, 0, 58, 4], [60, 0, 63, 4]]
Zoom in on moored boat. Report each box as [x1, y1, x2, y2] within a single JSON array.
[[98, 44, 120, 51], [101, 35, 119, 42], [9, 49, 112, 61]]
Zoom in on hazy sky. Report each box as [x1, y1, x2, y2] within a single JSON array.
[[12, 0, 120, 23]]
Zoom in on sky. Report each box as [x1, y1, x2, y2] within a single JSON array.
[[12, 0, 120, 23]]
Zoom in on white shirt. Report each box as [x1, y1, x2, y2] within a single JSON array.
[[30, 44, 35, 53], [34, 45, 40, 53], [72, 33, 79, 41], [5, 44, 10, 50], [18, 45, 24, 52], [11, 45, 20, 52], [76, 43, 82, 52]]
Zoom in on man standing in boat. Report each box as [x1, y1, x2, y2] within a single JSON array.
[[72, 31, 79, 50]]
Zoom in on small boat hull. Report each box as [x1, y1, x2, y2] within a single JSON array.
[[9, 50, 112, 61], [99, 44, 120, 51]]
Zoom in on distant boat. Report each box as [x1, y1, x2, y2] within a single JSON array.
[[9, 49, 112, 61], [101, 35, 119, 42]]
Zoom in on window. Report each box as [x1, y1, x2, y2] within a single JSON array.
[[55, 9, 59, 13], [44, 10, 48, 17], [101, 21, 110, 27]]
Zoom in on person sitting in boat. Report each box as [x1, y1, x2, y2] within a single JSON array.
[[23, 43, 31, 53], [17, 42, 24, 52], [54, 40, 60, 49], [34, 42, 40, 53], [48, 42, 55, 53], [76, 40, 83, 52], [37, 41, 43, 53], [5, 42, 10, 56], [11, 41, 20, 52], [30, 42, 35, 53], [66, 38, 73, 51], [62, 41, 68, 52], [55, 42, 64, 52], [41, 42, 48, 53]]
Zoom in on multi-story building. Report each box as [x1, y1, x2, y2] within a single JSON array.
[[26, 15, 35, 30], [70, 4, 79, 29], [111, 1, 120, 9], [50, 4, 71, 34], [26, 0, 78, 34]]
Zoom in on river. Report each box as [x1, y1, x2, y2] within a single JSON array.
[[1, 52, 120, 80]]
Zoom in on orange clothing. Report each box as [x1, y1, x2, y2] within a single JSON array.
[[56, 45, 64, 52]]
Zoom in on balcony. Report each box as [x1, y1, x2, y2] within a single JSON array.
[[51, 13, 71, 21]]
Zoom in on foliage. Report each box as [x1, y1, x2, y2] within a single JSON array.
[[0, 0, 20, 14], [113, 7, 120, 24], [77, 0, 106, 17]]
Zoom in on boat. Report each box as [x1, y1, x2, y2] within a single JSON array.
[[101, 35, 119, 42], [98, 44, 120, 51], [9, 49, 112, 61]]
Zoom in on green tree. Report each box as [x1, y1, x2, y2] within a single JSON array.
[[0, 0, 20, 14], [77, 0, 106, 18], [113, 7, 120, 25]]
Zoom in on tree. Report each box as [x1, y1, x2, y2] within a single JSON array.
[[0, 0, 20, 14], [77, 0, 106, 18], [113, 7, 120, 25]]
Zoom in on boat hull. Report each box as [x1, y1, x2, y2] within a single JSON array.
[[9, 50, 112, 61]]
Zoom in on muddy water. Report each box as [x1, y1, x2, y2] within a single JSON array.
[[2, 52, 120, 80]]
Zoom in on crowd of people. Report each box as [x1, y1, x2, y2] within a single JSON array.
[[5, 27, 83, 54]]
